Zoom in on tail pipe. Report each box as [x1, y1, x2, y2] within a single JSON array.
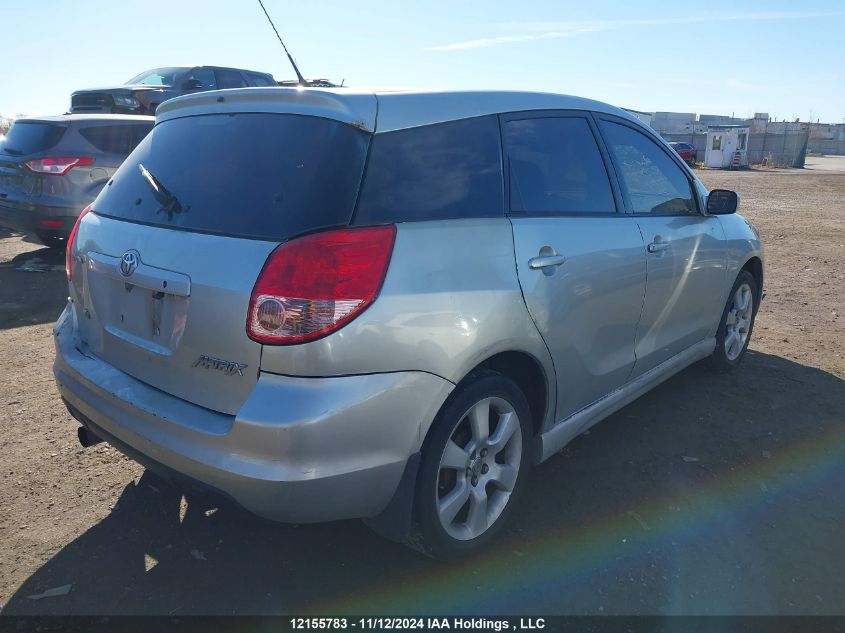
[[63, 399, 105, 448], [77, 426, 104, 448]]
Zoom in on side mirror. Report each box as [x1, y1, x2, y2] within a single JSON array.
[[706, 189, 739, 215], [181, 78, 203, 91]]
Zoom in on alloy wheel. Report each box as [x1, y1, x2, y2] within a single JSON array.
[[725, 282, 754, 361], [435, 396, 522, 540]]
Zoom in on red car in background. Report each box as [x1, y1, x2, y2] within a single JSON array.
[[669, 141, 697, 167]]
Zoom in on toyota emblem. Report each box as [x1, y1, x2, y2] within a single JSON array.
[[119, 250, 140, 277]]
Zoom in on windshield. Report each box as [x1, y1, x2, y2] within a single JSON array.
[[94, 113, 369, 240], [125, 67, 188, 85]]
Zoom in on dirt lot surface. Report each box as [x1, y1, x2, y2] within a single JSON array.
[[1, 164, 843, 615]]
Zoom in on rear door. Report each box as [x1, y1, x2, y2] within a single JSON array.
[[72, 112, 369, 414], [504, 112, 647, 421], [596, 117, 725, 376]]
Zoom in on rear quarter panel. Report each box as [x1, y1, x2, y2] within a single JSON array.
[[259, 218, 557, 431]]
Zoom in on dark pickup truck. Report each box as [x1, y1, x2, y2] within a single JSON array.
[[70, 66, 276, 115]]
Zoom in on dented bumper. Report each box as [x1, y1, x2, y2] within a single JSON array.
[[52, 305, 453, 522]]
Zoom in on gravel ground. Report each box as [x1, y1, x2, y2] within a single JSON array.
[[0, 164, 843, 615]]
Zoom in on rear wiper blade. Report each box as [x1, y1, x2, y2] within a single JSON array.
[[138, 163, 184, 219]]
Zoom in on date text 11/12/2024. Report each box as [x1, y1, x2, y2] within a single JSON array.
[[290, 617, 547, 630]]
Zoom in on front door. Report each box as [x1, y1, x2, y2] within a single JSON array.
[[597, 117, 726, 376], [503, 112, 647, 421]]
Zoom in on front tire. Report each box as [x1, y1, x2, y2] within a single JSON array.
[[412, 370, 531, 559], [711, 270, 758, 371]]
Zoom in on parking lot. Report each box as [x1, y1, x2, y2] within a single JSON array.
[[1, 163, 843, 615]]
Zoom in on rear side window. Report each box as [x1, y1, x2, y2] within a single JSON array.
[[184, 68, 216, 90], [503, 117, 615, 214], [354, 116, 503, 224], [246, 73, 275, 87], [600, 121, 696, 215], [1, 122, 66, 155], [215, 69, 248, 89], [94, 113, 368, 240], [79, 124, 153, 154]]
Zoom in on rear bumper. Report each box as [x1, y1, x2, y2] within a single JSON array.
[[0, 199, 78, 236], [52, 305, 453, 522]]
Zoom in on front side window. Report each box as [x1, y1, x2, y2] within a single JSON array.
[[712, 135, 722, 150], [599, 120, 695, 215], [355, 116, 503, 224], [504, 117, 615, 214], [738, 133, 747, 150]]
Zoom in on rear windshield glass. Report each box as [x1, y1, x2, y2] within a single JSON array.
[[94, 113, 369, 240], [1, 122, 66, 156]]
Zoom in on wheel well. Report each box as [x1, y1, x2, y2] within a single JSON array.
[[469, 351, 548, 437], [741, 257, 763, 303]]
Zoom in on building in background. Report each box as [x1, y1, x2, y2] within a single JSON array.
[[704, 125, 750, 168], [637, 108, 819, 166]]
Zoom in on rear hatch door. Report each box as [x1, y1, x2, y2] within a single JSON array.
[[0, 120, 68, 199], [71, 110, 370, 414]]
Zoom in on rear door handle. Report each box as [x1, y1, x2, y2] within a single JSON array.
[[528, 254, 567, 269], [647, 241, 670, 253]]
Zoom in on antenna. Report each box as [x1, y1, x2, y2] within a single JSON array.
[[256, 0, 306, 86]]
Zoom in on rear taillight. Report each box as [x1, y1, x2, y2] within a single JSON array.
[[247, 225, 396, 345], [25, 156, 94, 175], [38, 219, 65, 229], [66, 204, 92, 281]]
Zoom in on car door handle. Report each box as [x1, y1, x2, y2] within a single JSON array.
[[528, 254, 567, 269], [647, 241, 670, 253]]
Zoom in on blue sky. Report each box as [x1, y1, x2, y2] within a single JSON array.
[[2, 0, 843, 122]]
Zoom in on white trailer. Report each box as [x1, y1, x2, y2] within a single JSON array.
[[705, 125, 750, 168]]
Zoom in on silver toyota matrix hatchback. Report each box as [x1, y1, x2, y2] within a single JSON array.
[[54, 88, 763, 558]]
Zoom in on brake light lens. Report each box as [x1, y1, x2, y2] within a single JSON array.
[[66, 204, 93, 281], [247, 225, 396, 345], [25, 156, 94, 175]]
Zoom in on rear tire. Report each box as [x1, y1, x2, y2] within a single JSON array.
[[710, 270, 758, 371], [410, 370, 531, 559]]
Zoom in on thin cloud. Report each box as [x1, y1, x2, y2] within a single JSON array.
[[426, 28, 597, 51], [425, 11, 845, 51]]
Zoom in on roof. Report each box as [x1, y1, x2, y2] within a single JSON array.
[[18, 114, 155, 124], [156, 88, 640, 133]]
